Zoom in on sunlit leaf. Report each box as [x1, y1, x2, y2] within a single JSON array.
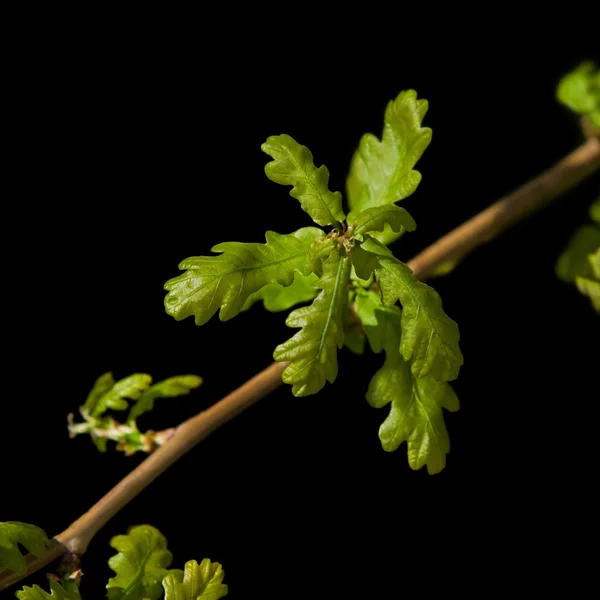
[[0, 522, 51, 576], [242, 272, 320, 312], [16, 581, 82, 600], [362, 299, 459, 474], [162, 559, 228, 599], [347, 89, 431, 244], [557, 61, 600, 127], [349, 205, 416, 239], [361, 237, 463, 381], [88, 374, 152, 418], [106, 525, 174, 600], [274, 250, 351, 396], [262, 134, 345, 227], [128, 375, 202, 422], [164, 227, 322, 325]]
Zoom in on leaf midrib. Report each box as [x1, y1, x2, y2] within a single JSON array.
[[380, 259, 457, 376], [280, 142, 340, 227], [176, 251, 307, 302], [111, 546, 155, 600]]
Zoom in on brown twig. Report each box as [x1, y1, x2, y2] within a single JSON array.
[[2, 137, 599, 592], [408, 136, 600, 281]]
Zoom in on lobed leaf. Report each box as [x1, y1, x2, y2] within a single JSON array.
[[164, 227, 322, 325], [346, 89, 432, 245], [16, 581, 82, 600], [83, 372, 116, 415], [557, 61, 600, 127], [89, 374, 153, 417], [0, 522, 51, 576], [274, 250, 351, 396], [349, 205, 416, 239], [362, 299, 459, 474], [361, 237, 463, 381], [162, 559, 228, 600], [106, 525, 174, 600], [262, 134, 345, 227], [128, 375, 202, 422]]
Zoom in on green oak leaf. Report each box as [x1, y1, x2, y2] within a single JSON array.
[[306, 235, 339, 277], [162, 559, 228, 600], [128, 375, 202, 422], [242, 272, 319, 312], [87, 374, 153, 418], [590, 198, 600, 224], [16, 581, 82, 600], [83, 372, 116, 415], [363, 301, 459, 475], [362, 236, 463, 381], [106, 525, 174, 600], [262, 134, 345, 227], [0, 522, 51, 575], [557, 61, 600, 127], [354, 289, 382, 327], [350, 242, 383, 281], [164, 227, 322, 325], [274, 250, 351, 396], [349, 205, 416, 238], [555, 225, 600, 282], [346, 89, 432, 245]]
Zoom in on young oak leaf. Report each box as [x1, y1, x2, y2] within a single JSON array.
[[262, 134, 345, 227], [274, 250, 351, 396], [106, 525, 174, 600], [346, 89, 432, 244], [87, 374, 153, 418], [16, 580, 82, 600], [557, 61, 600, 127], [360, 236, 463, 381], [83, 371, 116, 415], [242, 271, 320, 313], [164, 227, 323, 325], [349, 204, 416, 238], [128, 375, 202, 422], [0, 522, 51, 575], [162, 559, 228, 599], [363, 302, 459, 475]]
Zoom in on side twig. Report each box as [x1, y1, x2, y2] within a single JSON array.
[[2, 136, 599, 591]]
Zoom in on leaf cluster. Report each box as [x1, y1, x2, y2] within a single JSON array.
[[557, 61, 600, 128], [163, 90, 463, 472], [68, 373, 202, 455], [13, 524, 227, 599]]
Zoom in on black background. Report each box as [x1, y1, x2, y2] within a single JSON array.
[[2, 24, 599, 598]]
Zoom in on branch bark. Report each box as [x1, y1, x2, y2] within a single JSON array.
[[408, 136, 600, 280], [2, 136, 599, 591]]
